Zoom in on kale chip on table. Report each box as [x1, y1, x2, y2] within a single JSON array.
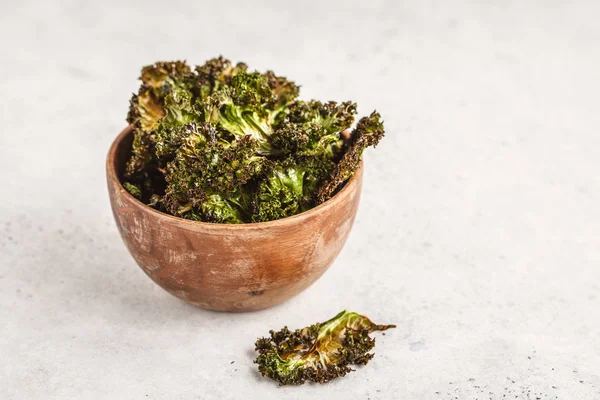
[[254, 310, 395, 385]]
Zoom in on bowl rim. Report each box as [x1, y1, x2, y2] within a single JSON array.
[[107, 125, 362, 230]]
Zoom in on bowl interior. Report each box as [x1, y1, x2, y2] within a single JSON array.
[[112, 128, 134, 181]]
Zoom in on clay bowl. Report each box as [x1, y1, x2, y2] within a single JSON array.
[[106, 126, 363, 312]]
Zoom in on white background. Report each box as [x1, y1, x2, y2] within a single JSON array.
[[1, 1, 599, 398]]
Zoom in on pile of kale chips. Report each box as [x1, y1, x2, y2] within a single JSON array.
[[123, 57, 384, 223]]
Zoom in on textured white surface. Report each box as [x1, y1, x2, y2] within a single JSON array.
[[1, 1, 599, 398]]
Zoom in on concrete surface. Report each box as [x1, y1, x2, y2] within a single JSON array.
[[1, 1, 599, 398]]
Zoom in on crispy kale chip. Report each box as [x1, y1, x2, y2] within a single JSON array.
[[315, 111, 384, 204], [201, 70, 299, 155], [125, 61, 195, 179], [160, 123, 265, 223], [285, 100, 356, 133], [251, 157, 334, 222], [122, 57, 384, 223], [194, 56, 248, 99], [127, 61, 194, 131], [254, 310, 395, 385], [269, 100, 356, 160]]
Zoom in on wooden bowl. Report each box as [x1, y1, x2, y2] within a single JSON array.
[[106, 126, 363, 311]]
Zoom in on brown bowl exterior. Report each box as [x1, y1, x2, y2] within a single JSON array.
[[106, 126, 362, 311]]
